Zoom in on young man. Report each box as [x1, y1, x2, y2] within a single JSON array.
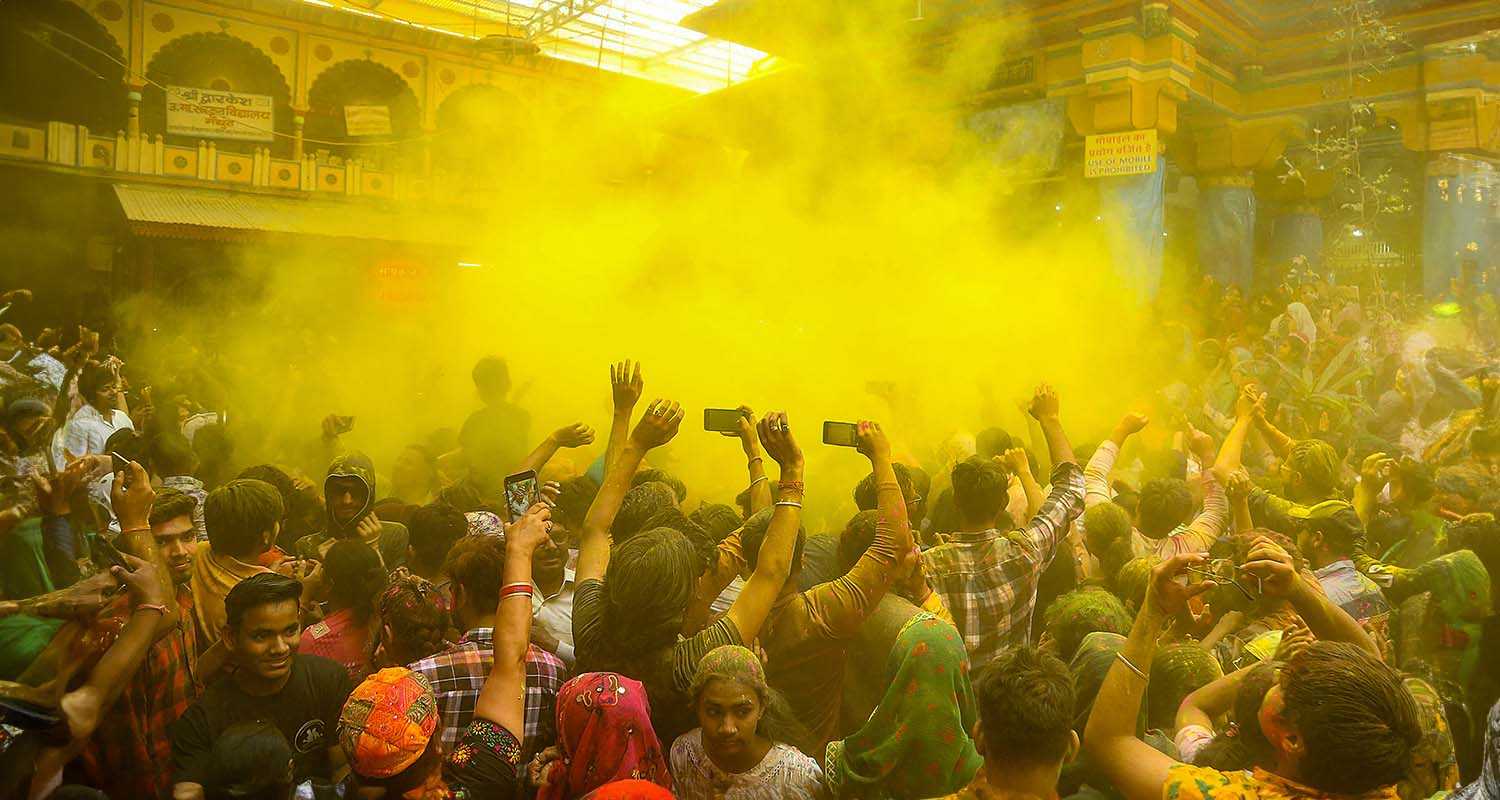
[[170, 573, 353, 800], [458, 355, 532, 492], [294, 452, 409, 571], [734, 420, 914, 754], [152, 430, 206, 540], [79, 487, 203, 799], [1296, 503, 1392, 660], [1084, 546, 1415, 800], [1083, 413, 1228, 559], [409, 535, 566, 754], [936, 645, 1079, 800], [190, 478, 281, 642], [922, 385, 1086, 664]]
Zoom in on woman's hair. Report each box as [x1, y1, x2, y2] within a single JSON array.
[[1193, 661, 1280, 770], [689, 645, 808, 747], [372, 572, 449, 666], [599, 529, 697, 663], [324, 540, 387, 624], [1113, 556, 1153, 612]]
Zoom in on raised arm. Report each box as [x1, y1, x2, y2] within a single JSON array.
[[1032, 384, 1077, 467], [513, 423, 597, 481], [1252, 399, 1295, 458], [472, 504, 552, 738], [575, 397, 682, 583], [733, 406, 772, 514], [1353, 452, 1394, 528], [1087, 413, 1147, 508], [724, 412, 803, 643], [1084, 554, 1214, 800], [1014, 386, 1086, 563], [604, 360, 642, 473], [1179, 428, 1227, 551], [1175, 659, 1262, 733], [1224, 469, 1255, 534], [1240, 536, 1380, 658], [1004, 448, 1044, 520]]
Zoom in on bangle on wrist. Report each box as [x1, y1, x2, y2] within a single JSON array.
[[132, 603, 169, 618], [747, 456, 763, 466], [1115, 651, 1148, 680], [500, 583, 534, 601], [774, 500, 802, 509], [749, 475, 769, 487]]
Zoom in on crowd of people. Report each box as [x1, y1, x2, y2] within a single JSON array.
[[0, 271, 1495, 800]]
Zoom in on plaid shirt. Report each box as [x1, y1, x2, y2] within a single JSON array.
[[80, 587, 201, 799], [410, 627, 567, 753], [922, 462, 1085, 664]]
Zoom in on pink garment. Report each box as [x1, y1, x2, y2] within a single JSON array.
[[299, 607, 372, 681], [540, 673, 672, 800]]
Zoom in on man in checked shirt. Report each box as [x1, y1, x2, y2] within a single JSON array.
[[921, 384, 1086, 665], [409, 535, 566, 756]]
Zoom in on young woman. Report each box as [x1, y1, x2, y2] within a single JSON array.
[[299, 539, 385, 680], [670, 645, 823, 800], [370, 570, 449, 668], [534, 672, 673, 800]]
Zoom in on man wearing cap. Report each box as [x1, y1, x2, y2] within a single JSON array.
[[169, 573, 354, 800], [1296, 501, 1393, 662]]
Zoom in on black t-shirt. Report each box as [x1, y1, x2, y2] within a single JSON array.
[[170, 654, 354, 787]]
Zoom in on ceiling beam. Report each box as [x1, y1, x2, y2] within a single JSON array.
[[527, 0, 609, 38]]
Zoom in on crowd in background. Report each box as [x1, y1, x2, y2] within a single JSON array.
[[0, 268, 1495, 800]]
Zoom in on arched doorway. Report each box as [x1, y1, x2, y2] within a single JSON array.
[[143, 32, 294, 157], [0, 0, 127, 131], [433, 83, 528, 182], [305, 59, 421, 170]]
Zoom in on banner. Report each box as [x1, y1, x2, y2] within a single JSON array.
[[344, 105, 392, 137], [166, 86, 274, 142], [1084, 129, 1158, 178]]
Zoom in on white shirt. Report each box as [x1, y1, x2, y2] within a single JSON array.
[[533, 568, 576, 666], [56, 405, 133, 529]]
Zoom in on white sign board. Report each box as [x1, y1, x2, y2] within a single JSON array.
[[1084, 129, 1158, 178], [166, 85, 274, 142], [344, 105, 393, 137]]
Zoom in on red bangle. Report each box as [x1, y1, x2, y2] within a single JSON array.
[[499, 583, 534, 600]]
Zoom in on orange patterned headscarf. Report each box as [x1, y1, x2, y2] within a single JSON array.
[[539, 672, 672, 800], [339, 667, 440, 779]]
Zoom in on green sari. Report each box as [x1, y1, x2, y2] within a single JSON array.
[[825, 613, 982, 799]]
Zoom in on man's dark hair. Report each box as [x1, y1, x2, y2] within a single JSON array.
[[1281, 642, 1420, 794], [1082, 502, 1131, 560], [836, 510, 879, 575], [689, 503, 743, 543], [976, 427, 1013, 459], [951, 456, 1008, 524], [105, 428, 149, 473], [237, 464, 295, 500], [208, 721, 295, 800], [1395, 458, 1435, 504], [149, 486, 198, 528], [853, 463, 915, 512], [77, 364, 115, 403], [972, 645, 1076, 765], [740, 507, 804, 576], [443, 536, 506, 613], [599, 528, 698, 659], [1041, 588, 1132, 661], [1137, 478, 1193, 537], [324, 540, 386, 624], [612, 481, 677, 542], [224, 573, 302, 629], [204, 479, 284, 558], [435, 480, 488, 514], [552, 476, 600, 531], [150, 431, 198, 478], [641, 506, 716, 572], [407, 504, 468, 573], [631, 469, 686, 503], [1307, 508, 1364, 557], [471, 356, 510, 394]]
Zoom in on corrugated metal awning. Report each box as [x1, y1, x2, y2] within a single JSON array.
[[113, 183, 461, 245]]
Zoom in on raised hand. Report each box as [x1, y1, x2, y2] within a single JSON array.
[[1001, 447, 1031, 476], [1274, 624, 1313, 663], [1114, 413, 1150, 439], [733, 405, 759, 453], [110, 460, 155, 531], [356, 512, 383, 543], [551, 423, 596, 448], [630, 399, 683, 450], [1187, 425, 1216, 463], [1360, 452, 1395, 488], [1146, 553, 1216, 618], [757, 412, 803, 470], [1028, 384, 1060, 421], [855, 420, 891, 462], [1239, 536, 1299, 599], [506, 504, 554, 556], [1224, 468, 1253, 503], [1235, 384, 1266, 421], [610, 360, 643, 412]]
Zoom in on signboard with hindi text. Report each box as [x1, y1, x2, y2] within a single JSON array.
[[1084, 129, 1158, 178], [344, 105, 393, 137], [166, 86, 274, 142]]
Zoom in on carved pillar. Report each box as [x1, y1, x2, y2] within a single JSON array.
[[1197, 172, 1257, 290]]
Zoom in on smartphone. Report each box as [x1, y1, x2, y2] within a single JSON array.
[[90, 534, 133, 572], [704, 408, 745, 435], [822, 421, 859, 448], [503, 469, 539, 521]]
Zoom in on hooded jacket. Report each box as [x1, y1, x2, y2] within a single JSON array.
[[293, 452, 409, 570]]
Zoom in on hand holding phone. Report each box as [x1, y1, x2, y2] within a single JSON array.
[[504, 470, 539, 522], [704, 408, 748, 436]]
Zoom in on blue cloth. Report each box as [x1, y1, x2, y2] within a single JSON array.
[[1198, 183, 1256, 290], [1098, 157, 1166, 301]]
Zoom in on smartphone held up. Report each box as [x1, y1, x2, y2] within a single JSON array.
[[822, 421, 859, 448], [503, 470, 539, 521], [703, 408, 748, 435]]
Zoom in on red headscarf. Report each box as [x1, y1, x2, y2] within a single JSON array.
[[539, 672, 672, 800], [581, 780, 675, 800]]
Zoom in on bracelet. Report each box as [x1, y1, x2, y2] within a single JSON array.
[[120, 527, 150, 535], [747, 456, 763, 466], [778, 480, 805, 495], [132, 603, 169, 617], [749, 475, 769, 487], [499, 583, 534, 600], [774, 501, 802, 509], [1115, 652, 1148, 680]]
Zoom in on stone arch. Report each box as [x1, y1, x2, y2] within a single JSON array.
[[143, 32, 294, 157], [0, 0, 127, 131], [305, 59, 421, 167]]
